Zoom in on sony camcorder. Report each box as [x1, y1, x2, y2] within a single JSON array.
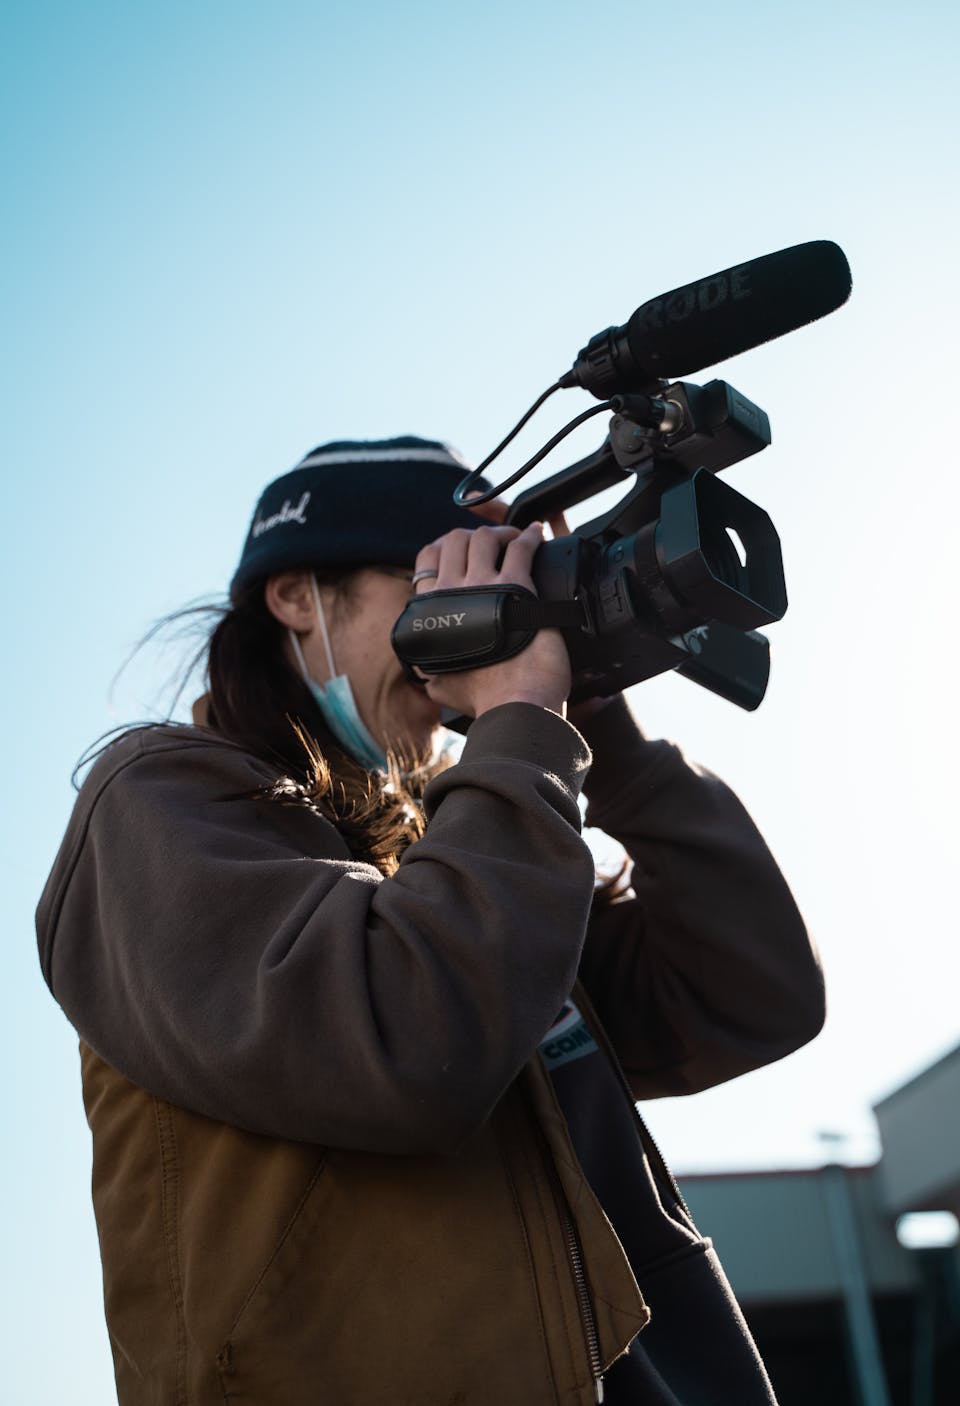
[[392, 241, 851, 710]]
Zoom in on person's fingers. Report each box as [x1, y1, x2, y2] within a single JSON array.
[[547, 511, 571, 538], [498, 521, 544, 587], [433, 529, 474, 589], [415, 521, 538, 593], [412, 541, 442, 592], [463, 525, 522, 584]]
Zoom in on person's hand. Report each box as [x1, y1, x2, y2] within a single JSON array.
[[412, 522, 571, 720]]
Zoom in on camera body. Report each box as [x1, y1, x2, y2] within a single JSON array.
[[519, 378, 784, 708], [393, 377, 786, 711]]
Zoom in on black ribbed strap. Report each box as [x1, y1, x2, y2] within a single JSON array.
[[391, 585, 584, 673]]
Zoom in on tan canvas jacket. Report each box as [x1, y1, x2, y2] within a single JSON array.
[[39, 700, 824, 1403], [81, 1033, 657, 1404]]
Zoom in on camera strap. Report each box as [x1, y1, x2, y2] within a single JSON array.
[[391, 585, 586, 674]]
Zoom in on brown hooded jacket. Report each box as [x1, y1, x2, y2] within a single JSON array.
[[37, 699, 824, 1403]]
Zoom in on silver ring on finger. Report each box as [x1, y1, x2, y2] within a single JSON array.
[[411, 568, 439, 586]]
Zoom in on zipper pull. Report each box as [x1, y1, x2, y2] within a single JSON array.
[[595, 1376, 605, 1403]]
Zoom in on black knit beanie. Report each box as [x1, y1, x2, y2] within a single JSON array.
[[230, 437, 491, 603]]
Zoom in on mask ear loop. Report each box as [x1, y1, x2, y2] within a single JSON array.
[[309, 575, 338, 680], [288, 575, 338, 684]]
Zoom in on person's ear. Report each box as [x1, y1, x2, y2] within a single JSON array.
[[264, 571, 317, 631]]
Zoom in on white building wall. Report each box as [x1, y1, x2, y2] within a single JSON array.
[[873, 1041, 960, 1216], [678, 1166, 919, 1304]]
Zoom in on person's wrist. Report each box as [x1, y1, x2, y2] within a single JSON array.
[[473, 690, 567, 718]]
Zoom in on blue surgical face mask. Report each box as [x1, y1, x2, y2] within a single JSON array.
[[288, 576, 389, 774]]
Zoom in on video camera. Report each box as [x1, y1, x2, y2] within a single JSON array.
[[392, 241, 851, 710]]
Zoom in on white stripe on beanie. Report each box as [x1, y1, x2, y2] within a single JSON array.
[[296, 447, 471, 470]]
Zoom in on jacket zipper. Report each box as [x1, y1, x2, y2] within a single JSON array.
[[525, 1089, 607, 1403], [559, 1203, 605, 1403]]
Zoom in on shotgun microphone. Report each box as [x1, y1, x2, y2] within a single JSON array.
[[560, 240, 852, 397]]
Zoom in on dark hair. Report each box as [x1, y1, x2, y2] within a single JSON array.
[[205, 575, 328, 777], [203, 570, 440, 875], [94, 569, 628, 894]]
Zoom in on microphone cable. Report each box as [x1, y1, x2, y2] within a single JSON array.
[[453, 383, 614, 506]]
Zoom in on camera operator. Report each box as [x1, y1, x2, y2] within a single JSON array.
[[37, 436, 825, 1405]]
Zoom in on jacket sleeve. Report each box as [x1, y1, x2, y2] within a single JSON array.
[[575, 697, 825, 1099], [37, 706, 596, 1155]]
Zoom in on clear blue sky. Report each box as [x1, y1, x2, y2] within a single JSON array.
[[3, 1, 959, 1400]]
